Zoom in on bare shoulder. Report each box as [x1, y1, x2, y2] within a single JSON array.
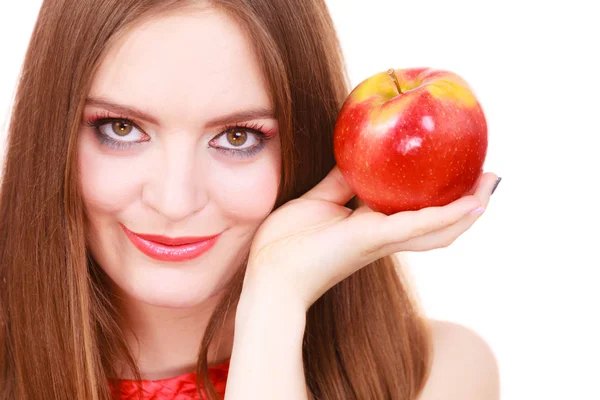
[[418, 319, 500, 400]]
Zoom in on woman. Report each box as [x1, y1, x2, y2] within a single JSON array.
[[0, 0, 500, 399]]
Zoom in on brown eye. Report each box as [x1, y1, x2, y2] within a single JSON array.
[[112, 121, 133, 136], [209, 126, 264, 155], [226, 129, 248, 147]]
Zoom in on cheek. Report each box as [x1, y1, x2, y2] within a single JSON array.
[[77, 134, 141, 215], [208, 154, 280, 222]]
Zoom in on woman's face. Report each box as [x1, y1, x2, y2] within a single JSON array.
[[78, 6, 281, 308]]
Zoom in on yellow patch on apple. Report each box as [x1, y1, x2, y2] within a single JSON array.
[[351, 72, 399, 103], [425, 78, 478, 107]]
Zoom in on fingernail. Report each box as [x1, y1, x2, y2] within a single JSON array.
[[469, 206, 485, 215], [491, 177, 502, 195]]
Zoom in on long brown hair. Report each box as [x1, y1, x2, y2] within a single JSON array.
[[0, 0, 432, 399]]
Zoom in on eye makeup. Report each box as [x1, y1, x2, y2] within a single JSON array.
[[210, 121, 276, 159], [85, 111, 149, 150], [84, 110, 278, 157]]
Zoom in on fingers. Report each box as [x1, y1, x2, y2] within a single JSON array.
[[389, 172, 500, 252], [384, 195, 481, 242], [352, 172, 499, 257], [301, 165, 356, 205], [350, 195, 480, 258], [306, 169, 499, 261]]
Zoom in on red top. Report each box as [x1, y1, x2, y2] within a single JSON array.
[[109, 359, 230, 400]]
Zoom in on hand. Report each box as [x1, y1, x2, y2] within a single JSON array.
[[241, 166, 499, 310]]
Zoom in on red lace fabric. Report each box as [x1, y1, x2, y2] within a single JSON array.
[[109, 360, 230, 399]]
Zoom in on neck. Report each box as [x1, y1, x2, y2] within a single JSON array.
[[115, 291, 236, 380]]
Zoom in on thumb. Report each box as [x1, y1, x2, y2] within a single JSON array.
[[301, 165, 356, 205]]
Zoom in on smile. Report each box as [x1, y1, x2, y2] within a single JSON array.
[[120, 224, 221, 262]]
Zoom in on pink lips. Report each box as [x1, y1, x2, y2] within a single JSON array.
[[120, 224, 221, 262]]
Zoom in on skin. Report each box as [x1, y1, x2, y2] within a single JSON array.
[[78, 5, 500, 398]]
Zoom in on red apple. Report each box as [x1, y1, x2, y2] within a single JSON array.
[[333, 67, 488, 214]]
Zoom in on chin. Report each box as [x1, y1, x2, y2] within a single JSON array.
[[115, 261, 240, 309], [133, 287, 220, 309]]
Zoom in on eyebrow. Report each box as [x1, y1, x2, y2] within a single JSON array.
[[84, 96, 276, 127]]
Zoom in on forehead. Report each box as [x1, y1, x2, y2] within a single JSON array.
[[89, 6, 272, 125]]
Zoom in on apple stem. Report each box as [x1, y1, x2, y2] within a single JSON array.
[[387, 68, 403, 94]]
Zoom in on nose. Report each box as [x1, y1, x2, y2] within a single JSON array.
[[142, 139, 208, 223]]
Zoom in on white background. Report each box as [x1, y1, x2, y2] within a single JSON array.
[[1, 1, 599, 398]]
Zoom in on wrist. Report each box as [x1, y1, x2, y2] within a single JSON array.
[[235, 278, 307, 332], [226, 277, 309, 400]]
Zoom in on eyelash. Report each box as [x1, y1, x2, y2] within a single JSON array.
[[214, 122, 272, 159], [85, 112, 146, 150], [84, 111, 275, 158]]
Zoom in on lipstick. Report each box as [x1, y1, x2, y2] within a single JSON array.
[[120, 224, 220, 262]]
